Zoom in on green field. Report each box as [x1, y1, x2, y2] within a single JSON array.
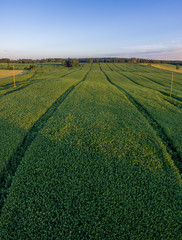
[[0, 63, 182, 239], [149, 63, 182, 73]]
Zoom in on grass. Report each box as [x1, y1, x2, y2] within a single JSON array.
[[0, 63, 181, 239]]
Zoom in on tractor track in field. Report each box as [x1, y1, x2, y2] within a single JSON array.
[[118, 72, 147, 88], [100, 66, 182, 175], [113, 63, 173, 89], [105, 63, 150, 88], [112, 63, 131, 72], [79, 64, 84, 70], [113, 63, 160, 74], [55, 70, 76, 80], [159, 90, 182, 102], [114, 63, 182, 87], [134, 72, 167, 87], [0, 71, 36, 90], [105, 64, 167, 96], [122, 73, 182, 103], [105, 63, 113, 71], [0, 71, 38, 98], [0, 70, 75, 99], [162, 98, 182, 109], [102, 63, 149, 88], [114, 69, 149, 88], [152, 72, 182, 86], [144, 73, 182, 87], [0, 70, 90, 214], [109, 64, 182, 103]]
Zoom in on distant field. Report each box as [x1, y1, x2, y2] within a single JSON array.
[[0, 63, 181, 239], [142, 63, 182, 73], [0, 70, 25, 79]]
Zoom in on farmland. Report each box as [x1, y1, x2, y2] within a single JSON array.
[[0, 63, 182, 239], [0, 69, 25, 79], [150, 63, 182, 73]]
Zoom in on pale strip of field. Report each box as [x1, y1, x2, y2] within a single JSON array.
[[0, 70, 25, 79], [142, 63, 182, 73]]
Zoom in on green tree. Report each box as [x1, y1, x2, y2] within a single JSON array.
[[62, 59, 79, 67], [88, 59, 93, 64], [129, 58, 137, 63], [176, 64, 180, 70]]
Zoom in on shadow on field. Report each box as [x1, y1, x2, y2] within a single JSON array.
[[2, 80, 37, 96]]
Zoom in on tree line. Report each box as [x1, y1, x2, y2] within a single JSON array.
[[0, 57, 181, 66]]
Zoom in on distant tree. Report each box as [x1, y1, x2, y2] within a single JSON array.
[[176, 64, 180, 70], [40, 59, 48, 63], [88, 59, 93, 64], [47, 58, 55, 62], [62, 59, 79, 67], [24, 65, 37, 70], [1, 57, 180, 66], [119, 58, 125, 63], [29, 65, 37, 70], [7, 63, 10, 70], [0, 58, 10, 63], [153, 60, 160, 64], [55, 58, 62, 62], [129, 58, 137, 63], [62, 59, 66, 66]]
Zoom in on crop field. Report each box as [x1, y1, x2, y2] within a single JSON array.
[[150, 63, 182, 73], [0, 70, 25, 79], [0, 63, 182, 239]]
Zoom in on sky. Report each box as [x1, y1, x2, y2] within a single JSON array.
[[1, 0, 182, 60]]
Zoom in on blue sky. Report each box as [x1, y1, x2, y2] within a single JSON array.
[[1, 0, 182, 60]]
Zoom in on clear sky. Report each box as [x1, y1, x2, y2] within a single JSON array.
[[1, 0, 182, 60]]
